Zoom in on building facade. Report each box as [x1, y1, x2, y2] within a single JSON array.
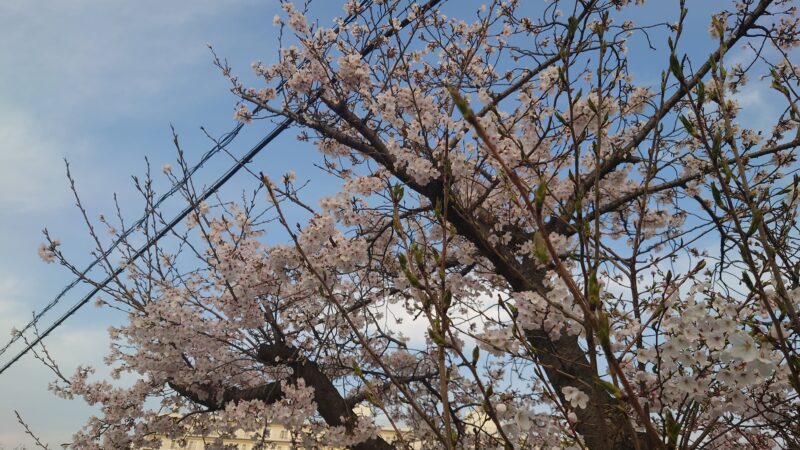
[[148, 421, 406, 450]]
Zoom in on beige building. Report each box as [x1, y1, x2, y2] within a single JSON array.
[[147, 408, 408, 450], [147, 425, 396, 450], [149, 423, 404, 450], [146, 410, 498, 449]]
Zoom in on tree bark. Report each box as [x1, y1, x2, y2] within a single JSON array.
[[169, 342, 395, 450]]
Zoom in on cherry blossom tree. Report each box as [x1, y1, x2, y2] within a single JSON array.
[[34, 0, 800, 448]]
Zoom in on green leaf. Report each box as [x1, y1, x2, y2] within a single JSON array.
[[587, 97, 597, 114], [697, 81, 706, 105], [429, 328, 446, 346], [678, 114, 695, 137], [507, 303, 518, 316], [746, 211, 762, 237], [596, 310, 611, 347], [597, 379, 621, 399], [711, 183, 724, 208], [588, 268, 600, 308], [397, 252, 408, 269], [472, 345, 480, 364], [446, 85, 473, 120], [665, 410, 680, 449], [669, 53, 682, 79], [533, 232, 550, 265], [720, 159, 734, 182], [412, 243, 424, 267], [393, 184, 404, 202], [442, 289, 453, 309], [742, 272, 755, 292], [712, 131, 723, 157], [568, 16, 578, 35], [434, 199, 443, 220], [694, 259, 707, 272], [404, 269, 421, 288], [535, 181, 548, 209]]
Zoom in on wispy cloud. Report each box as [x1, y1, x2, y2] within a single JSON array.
[[0, 1, 273, 446], [0, 112, 71, 213], [0, 275, 111, 448]]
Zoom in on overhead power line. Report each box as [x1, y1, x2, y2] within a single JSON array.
[[0, 3, 375, 362], [0, 0, 443, 376], [0, 121, 247, 359]]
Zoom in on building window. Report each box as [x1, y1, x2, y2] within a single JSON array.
[[279, 430, 288, 439]]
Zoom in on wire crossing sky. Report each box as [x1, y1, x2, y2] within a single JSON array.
[[0, 0, 790, 447], [0, 0, 393, 376], [0, 0, 456, 446]]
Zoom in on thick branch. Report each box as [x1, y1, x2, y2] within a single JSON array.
[[168, 342, 395, 450]]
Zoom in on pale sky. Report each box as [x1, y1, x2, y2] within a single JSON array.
[[0, 0, 784, 447], [0, 0, 282, 445]]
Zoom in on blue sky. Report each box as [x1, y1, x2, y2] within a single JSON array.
[[0, 0, 288, 445], [0, 0, 785, 447]]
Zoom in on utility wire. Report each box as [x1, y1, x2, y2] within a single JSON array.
[[0, 0, 377, 361], [0, 123, 244, 358], [0, 0, 443, 376]]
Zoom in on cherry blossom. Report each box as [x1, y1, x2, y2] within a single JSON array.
[[32, 0, 800, 449], [562, 387, 589, 410]]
